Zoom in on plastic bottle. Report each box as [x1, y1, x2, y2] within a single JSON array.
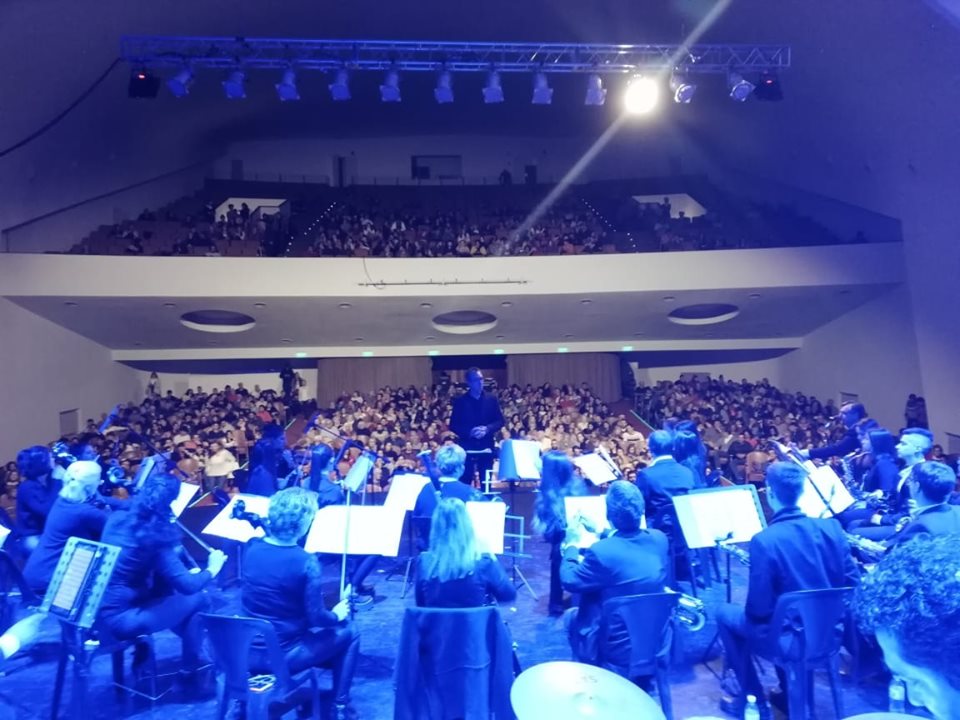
[[888, 676, 906, 713], [743, 694, 761, 720]]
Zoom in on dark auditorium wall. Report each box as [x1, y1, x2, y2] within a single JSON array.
[[507, 353, 621, 403], [316, 356, 432, 408]]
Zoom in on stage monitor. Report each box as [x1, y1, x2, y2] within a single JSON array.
[[672, 485, 767, 550]]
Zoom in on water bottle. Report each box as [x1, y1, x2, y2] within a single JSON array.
[[743, 694, 761, 720], [888, 676, 906, 712]]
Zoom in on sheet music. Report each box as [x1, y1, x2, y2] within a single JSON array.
[[304, 505, 405, 557], [384, 473, 432, 512], [797, 465, 856, 518], [672, 486, 766, 549], [170, 482, 200, 518], [573, 454, 618, 485], [466, 501, 507, 555], [201, 494, 270, 543], [343, 451, 375, 494], [0, 525, 10, 550], [498, 440, 542, 481]]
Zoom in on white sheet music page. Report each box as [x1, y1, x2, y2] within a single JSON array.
[[201, 494, 269, 543], [465, 501, 507, 555]]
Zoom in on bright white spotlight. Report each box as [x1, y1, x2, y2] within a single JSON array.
[[434, 70, 454, 104], [623, 75, 659, 115], [222, 70, 246, 100], [483, 71, 504, 104], [167, 68, 194, 98], [584, 74, 606, 106], [532, 72, 553, 105], [275, 68, 299, 101], [329, 69, 350, 101], [728, 71, 755, 102], [380, 69, 401, 102], [670, 71, 696, 104]]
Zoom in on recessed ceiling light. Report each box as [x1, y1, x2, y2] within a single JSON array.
[[427, 350, 439, 356], [134, 342, 143, 347], [493, 348, 505, 355], [621, 345, 634, 351], [425, 335, 436, 341], [280, 338, 294, 344], [748, 293, 762, 300], [580, 299, 593, 305], [254, 302, 267, 308], [207, 340, 219, 345], [338, 302, 352, 309], [564, 333, 574, 339], [361, 351, 374, 357], [662, 296, 676, 303], [294, 351, 307, 358], [420, 302, 433, 309], [162, 302, 177, 308], [501, 301, 513, 308], [633, 332, 646, 337], [557, 347, 569, 353], [495, 334, 505, 339], [64, 301, 78, 307], [354, 337, 364, 342]]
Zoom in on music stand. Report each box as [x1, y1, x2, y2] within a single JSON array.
[[201, 494, 269, 543], [493, 440, 541, 598], [382, 473, 433, 596], [797, 466, 856, 519], [572, 454, 619, 486], [304, 505, 405, 557], [41, 538, 121, 628], [466, 501, 507, 555], [0, 526, 9, 550]]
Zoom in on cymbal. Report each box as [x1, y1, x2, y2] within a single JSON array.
[[511, 661, 665, 720]]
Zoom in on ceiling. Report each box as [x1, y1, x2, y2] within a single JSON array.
[[9, 283, 894, 353]]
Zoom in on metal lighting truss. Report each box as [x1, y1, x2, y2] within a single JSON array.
[[121, 36, 790, 75]]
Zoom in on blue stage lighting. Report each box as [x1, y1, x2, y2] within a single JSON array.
[[483, 71, 504, 104], [222, 70, 246, 100], [166, 68, 194, 98], [532, 72, 553, 105], [670, 71, 697, 104], [434, 70, 454, 104], [728, 71, 754, 102], [584, 74, 606, 106], [275, 69, 299, 101], [380, 69, 401, 102], [329, 69, 351, 101]]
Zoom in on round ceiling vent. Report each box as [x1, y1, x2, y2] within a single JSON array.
[[180, 309, 256, 334], [667, 303, 740, 326], [431, 310, 498, 335]]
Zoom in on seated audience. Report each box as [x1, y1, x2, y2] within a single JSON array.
[[241, 487, 359, 720], [715, 462, 859, 717], [99, 473, 226, 671], [22, 461, 109, 595], [414, 498, 515, 608], [560, 480, 669, 665], [855, 534, 960, 720]]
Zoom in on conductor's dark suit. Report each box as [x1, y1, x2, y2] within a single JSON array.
[[559, 528, 669, 664]]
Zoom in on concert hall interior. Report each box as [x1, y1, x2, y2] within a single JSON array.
[[1, 1, 960, 719]]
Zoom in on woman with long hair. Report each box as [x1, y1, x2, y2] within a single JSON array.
[[241, 487, 359, 720], [533, 450, 585, 615], [415, 498, 515, 608], [673, 422, 708, 488], [99, 473, 226, 671]]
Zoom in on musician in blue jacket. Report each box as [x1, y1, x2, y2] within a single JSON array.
[[716, 462, 859, 717], [887, 461, 960, 549], [559, 480, 669, 664]]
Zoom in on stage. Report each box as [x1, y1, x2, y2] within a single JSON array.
[[0, 489, 896, 719]]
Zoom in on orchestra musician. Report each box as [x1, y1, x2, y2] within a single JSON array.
[[245, 424, 294, 496], [836, 429, 899, 529], [533, 450, 587, 616], [855, 534, 960, 720], [98, 473, 227, 676], [14, 445, 62, 553], [240, 487, 359, 720], [412, 444, 482, 550], [449, 368, 504, 487], [23, 460, 111, 596], [635, 430, 696, 521], [800, 402, 869, 462], [413, 497, 516, 608], [849, 427, 932, 542], [559, 480, 669, 665], [715, 462, 859, 718], [886, 461, 960, 549]]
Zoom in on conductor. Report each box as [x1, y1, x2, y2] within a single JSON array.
[[449, 367, 504, 487]]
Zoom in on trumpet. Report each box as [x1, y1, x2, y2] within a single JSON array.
[[666, 588, 707, 631]]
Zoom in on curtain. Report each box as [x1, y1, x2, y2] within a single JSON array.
[[506, 353, 621, 402], [316, 356, 432, 407]]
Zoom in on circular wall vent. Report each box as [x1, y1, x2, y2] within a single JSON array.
[[667, 303, 740, 326], [431, 310, 498, 335], [180, 310, 256, 334]]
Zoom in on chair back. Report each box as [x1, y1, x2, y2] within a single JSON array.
[[766, 588, 853, 665], [598, 592, 679, 679], [200, 614, 293, 698]]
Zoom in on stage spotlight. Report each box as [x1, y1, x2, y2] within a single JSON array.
[[584, 74, 606, 106], [329, 69, 350, 101], [532, 72, 553, 105], [222, 70, 246, 100], [380, 69, 401, 102], [128, 69, 160, 98], [275, 68, 299, 101], [434, 70, 454, 104], [483, 71, 504, 104], [727, 71, 754, 102], [754, 72, 783, 101], [670, 71, 696, 104], [623, 75, 659, 115], [166, 68, 194, 98]]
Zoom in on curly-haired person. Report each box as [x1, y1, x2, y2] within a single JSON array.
[[855, 534, 960, 720]]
